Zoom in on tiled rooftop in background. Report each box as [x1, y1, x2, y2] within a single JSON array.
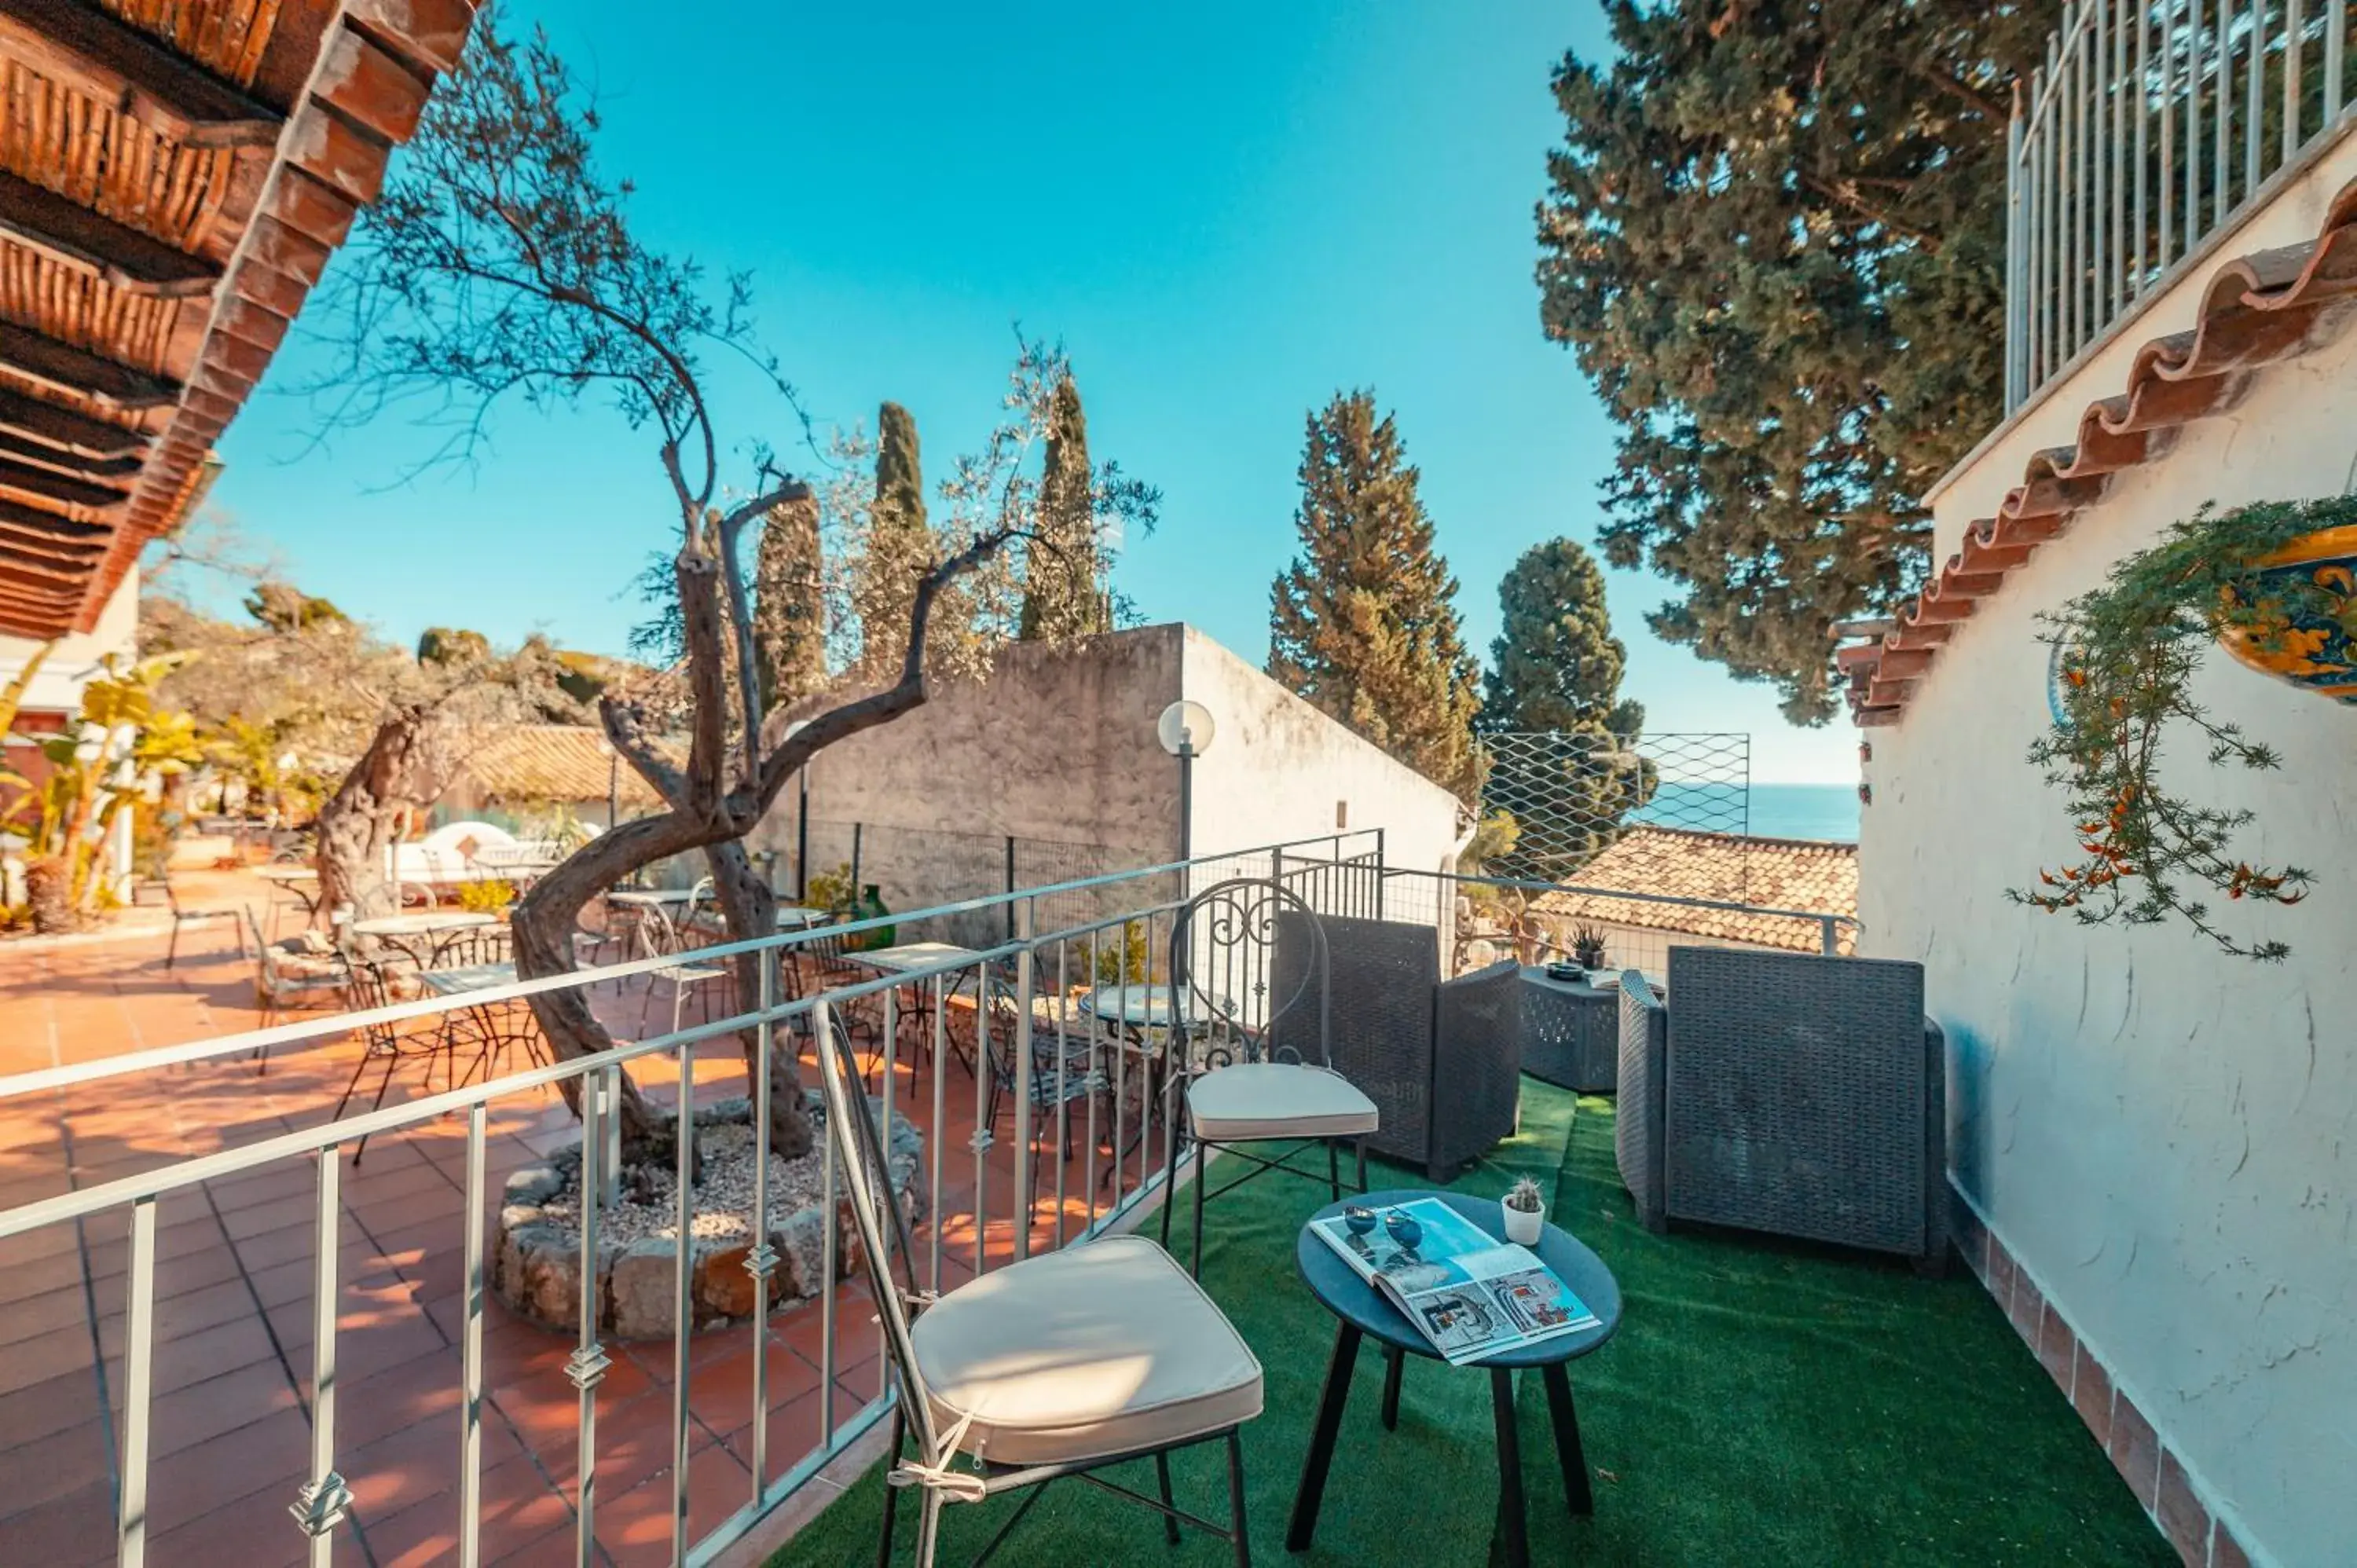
[[1539, 826, 1857, 955]]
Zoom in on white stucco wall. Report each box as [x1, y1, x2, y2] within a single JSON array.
[[0, 569, 140, 716], [1178, 625, 1464, 885], [1861, 321, 2357, 1567]]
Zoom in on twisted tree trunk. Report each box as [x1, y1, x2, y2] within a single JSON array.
[[316, 702, 441, 929], [506, 509, 1016, 1175]]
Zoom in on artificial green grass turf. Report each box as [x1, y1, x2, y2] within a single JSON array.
[[774, 1083, 2172, 1566]]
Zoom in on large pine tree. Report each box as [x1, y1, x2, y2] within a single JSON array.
[[1538, 0, 2051, 723], [1019, 373, 1104, 640], [1480, 537, 1654, 878], [1269, 391, 1481, 797]]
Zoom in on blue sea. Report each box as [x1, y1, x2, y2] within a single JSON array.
[[1632, 781, 1860, 844]]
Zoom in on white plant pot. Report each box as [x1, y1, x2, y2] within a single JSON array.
[[1501, 1202, 1545, 1245]]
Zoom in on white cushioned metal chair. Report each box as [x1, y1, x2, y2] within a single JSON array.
[[1159, 877, 1378, 1276], [814, 1000, 1263, 1567]]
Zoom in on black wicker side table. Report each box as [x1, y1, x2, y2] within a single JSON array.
[[1517, 968, 1622, 1093], [1285, 1190, 1622, 1567]]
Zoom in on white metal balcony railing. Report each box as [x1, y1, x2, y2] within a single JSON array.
[[2006, 0, 2357, 410], [0, 833, 1851, 1567]]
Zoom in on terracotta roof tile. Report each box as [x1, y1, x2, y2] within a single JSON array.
[[1843, 174, 2357, 725], [460, 725, 669, 808], [1535, 826, 1857, 955]]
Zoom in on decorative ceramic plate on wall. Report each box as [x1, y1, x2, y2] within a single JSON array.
[[2216, 524, 2357, 705]]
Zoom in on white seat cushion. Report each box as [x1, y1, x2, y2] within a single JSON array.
[[1185, 1061, 1379, 1142], [910, 1235, 1262, 1466]]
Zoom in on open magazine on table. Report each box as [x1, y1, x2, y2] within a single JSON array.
[[1309, 1196, 1600, 1366]]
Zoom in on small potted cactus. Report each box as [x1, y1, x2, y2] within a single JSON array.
[[1570, 923, 1608, 973], [1501, 1175, 1546, 1244]]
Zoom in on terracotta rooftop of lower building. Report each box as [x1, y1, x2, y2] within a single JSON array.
[[1537, 825, 1857, 955], [458, 724, 669, 808], [1840, 174, 2357, 726]]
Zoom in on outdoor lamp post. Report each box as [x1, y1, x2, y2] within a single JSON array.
[[785, 720, 811, 901], [1157, 700, 1215, 866]]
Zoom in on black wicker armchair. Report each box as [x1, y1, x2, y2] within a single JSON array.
[[1615, 947, 1948, 1272]]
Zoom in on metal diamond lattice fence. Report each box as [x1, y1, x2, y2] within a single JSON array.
[[1475, 731, 1750, 881]]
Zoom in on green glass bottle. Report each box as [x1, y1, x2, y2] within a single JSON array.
[[857, 883, 896, 950]]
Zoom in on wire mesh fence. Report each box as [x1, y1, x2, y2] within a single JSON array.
[[1475, 731, 1750, 884]]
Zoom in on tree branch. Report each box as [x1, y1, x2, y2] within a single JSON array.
[[674, 545, 730, 818], [597, 694, 687, 809], [714, 478, 812, 783], [742, 526, 1029, 819], [1795, 170, 1940, 249]]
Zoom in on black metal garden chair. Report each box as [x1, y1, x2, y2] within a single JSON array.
[[1157, 877, 1378, 1277]]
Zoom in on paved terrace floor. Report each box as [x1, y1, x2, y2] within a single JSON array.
[[0, 869, 1132, 1566]]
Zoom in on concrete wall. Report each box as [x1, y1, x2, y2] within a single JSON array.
[[1861, 310, 2357, 1565], [750, 625, 1186, 940], [1178, 626, 1464, 885], [746, 623, 1466, 944], [753, 621, 1184, 859]]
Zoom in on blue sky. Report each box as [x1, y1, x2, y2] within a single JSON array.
[[204, 0, 1859, 784]]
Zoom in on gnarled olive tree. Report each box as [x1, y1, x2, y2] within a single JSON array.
[[310, 19, 1152, 1165]]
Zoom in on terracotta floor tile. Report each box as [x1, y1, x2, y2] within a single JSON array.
[[0, 1225, 82, 1271], [0, 1366, 105, 1449], [141, 1405, 311, 1531], [0, 1414, 112, 1521], [0, 1240, 82, 1306], [117, 1310, 284, 1398], [0, 1281, 102, 1349], [0, 1321, 104, 1394], [147, 1359, 303, 1457], [220, 1192, 324, 1243], [0, 1475, 112, 1568], [713, 1383, 834, 1486], [141, 1476, 308, 1568], [203, 1163, 318, 1214], [681, 1335, 826, 1440], [340, 1383, 528, 1527], [592, 1435, 754, 1566]]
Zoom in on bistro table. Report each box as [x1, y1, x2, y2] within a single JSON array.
[[255, 863, 323, 934], [775, 905, 832, 929], [841, 942, 985, 1062], [417, 962, 544, 1085], [351, 910, 503, 969], [1287, 1189, 1623, 1567], [1076, 984, 1233, 1185]]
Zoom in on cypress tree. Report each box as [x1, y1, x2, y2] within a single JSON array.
[[1480, 537, 1654, 878], [1269, 391, 1481, 797], [1483, 538, 1642, 737], [856, 401, 933, 678], [1019, 373, 1103, 641], [753, 493, 826, 709]]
